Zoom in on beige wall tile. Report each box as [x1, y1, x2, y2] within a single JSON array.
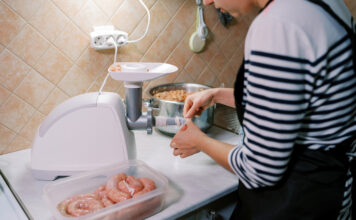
[[209, 51, 228, 74], [8, 25, 50, 67], [174, 69, 193, 83], [0, 94, 34, 132], [212, 77, 222, 88], [345, 0, 356, 9], [196, 66, 216, 86], [160, 0, 185, 16], [3, 0, 44, 20], [102, 74, 123, 92], [116, 42, 143, 62], [204, 5, 219, 30], [351, 5, 356, 14], [211, 22, 230, 47], [58, 65, 93, 96], [2, 134, 31, 154], [173, 0, 195, 30], [93, 0, 124, 17], [88, 72, 123, 93], [74, 0, 109, 35], [35, 45, 72, 84], [111, 0, 146, 35], [184, 54, 206, 81], [52, 0, 86, 19], [87, 80, 101, 93], [218, 64, 236, 88], [19, 110, 45, 142], [220, 31, 240, 60], [76, 47, 112, 79], [0, 124, 16, 154], [131, 1, 171, 54], [230, 17, 249, 44], [0, 49, 30, 91], [30, 1, 69, 42], [165, 53, 183, 77], [229, 45, 244, 73], [54, 22, 89, 61], [197, 40, 218, 64], [0, 85, 10, 106], [39, 88, 69, 115], [169, 24, 195, 68], [142, 0, 158, 9], [117, 84, 125, 99], [14, 70, 54, 108], [0, 1, 26, 46], [141, 20, 185, 62]]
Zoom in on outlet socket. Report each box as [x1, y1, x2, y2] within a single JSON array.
[[90, 26, 128, 50]]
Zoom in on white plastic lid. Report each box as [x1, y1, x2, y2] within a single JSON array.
[[109, 62, 178, 82]]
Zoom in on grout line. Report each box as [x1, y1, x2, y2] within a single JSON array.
[[0, 94, 37, 135], [139, 0, 188, 61], [90, 0, 118, 21], [0, 85, 11, 108], [127, 0, 160, 38], [0, 121, 18, 137], [159, 0, 174, 17]]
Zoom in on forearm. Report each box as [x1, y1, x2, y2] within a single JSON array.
[[211, 88, 236, 108], [196, 134, 236, 173]]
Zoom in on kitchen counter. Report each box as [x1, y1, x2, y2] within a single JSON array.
[[0, 126, 241, 220]]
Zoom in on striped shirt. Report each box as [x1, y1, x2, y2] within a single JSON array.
[[228, 0, 356, 218]]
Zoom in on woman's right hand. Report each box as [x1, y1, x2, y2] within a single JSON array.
[[183, 88, 217, 118]]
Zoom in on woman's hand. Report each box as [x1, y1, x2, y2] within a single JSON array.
[[170, 119, 235, 173], [184, 88, 236, 118], [170, 119, 206, 158], [184, 89, 217, 118]]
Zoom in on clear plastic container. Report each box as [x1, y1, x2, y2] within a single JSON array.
[[43, 160, 168, 220]]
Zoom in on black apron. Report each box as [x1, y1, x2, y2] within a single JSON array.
[[232, 1, 356, 219]]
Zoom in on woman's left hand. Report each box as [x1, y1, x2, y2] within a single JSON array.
[[170, 119, 206, 158]]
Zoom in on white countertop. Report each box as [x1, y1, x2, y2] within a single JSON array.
[[0, 126, 241, 220]]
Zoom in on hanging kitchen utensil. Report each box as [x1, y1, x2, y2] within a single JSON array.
[[189, 0, 208, 53]]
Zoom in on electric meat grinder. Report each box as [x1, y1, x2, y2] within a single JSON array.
[[31, 62, 180, 180]]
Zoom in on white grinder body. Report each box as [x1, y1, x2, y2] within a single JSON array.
[[31, 92, 136, 180]]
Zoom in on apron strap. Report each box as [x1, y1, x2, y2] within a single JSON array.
[[307, 0, 356, 74]]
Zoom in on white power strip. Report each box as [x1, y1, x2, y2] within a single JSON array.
[[90, 26, 128, 50]]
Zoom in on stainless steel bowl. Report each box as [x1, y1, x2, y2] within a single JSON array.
[[148, 83, 215, 136]]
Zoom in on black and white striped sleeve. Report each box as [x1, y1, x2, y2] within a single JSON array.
[[228, 15, 315, 189]]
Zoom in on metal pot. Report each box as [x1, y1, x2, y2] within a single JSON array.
[[147, 83, 215, 136]]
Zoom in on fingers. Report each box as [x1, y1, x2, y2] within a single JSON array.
[[183, 98, 193, 117], [181, 124, 188, 131], [184, 103, 202, 118], [183, 90, 212, 118], [183, 95, 202, 118], [172, 148, 200, 158]]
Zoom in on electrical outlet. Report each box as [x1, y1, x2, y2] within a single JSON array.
[[90, 26, 128, 50]]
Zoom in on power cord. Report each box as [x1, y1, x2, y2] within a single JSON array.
[[98, 0, 150, 93], [127, 0, 151, 43], [99, 36, 118, 94]]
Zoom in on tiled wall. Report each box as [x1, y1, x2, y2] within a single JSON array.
[[0, 0, 355, 155]]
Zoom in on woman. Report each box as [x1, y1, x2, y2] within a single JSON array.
[[170, 0, 356, 219]]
